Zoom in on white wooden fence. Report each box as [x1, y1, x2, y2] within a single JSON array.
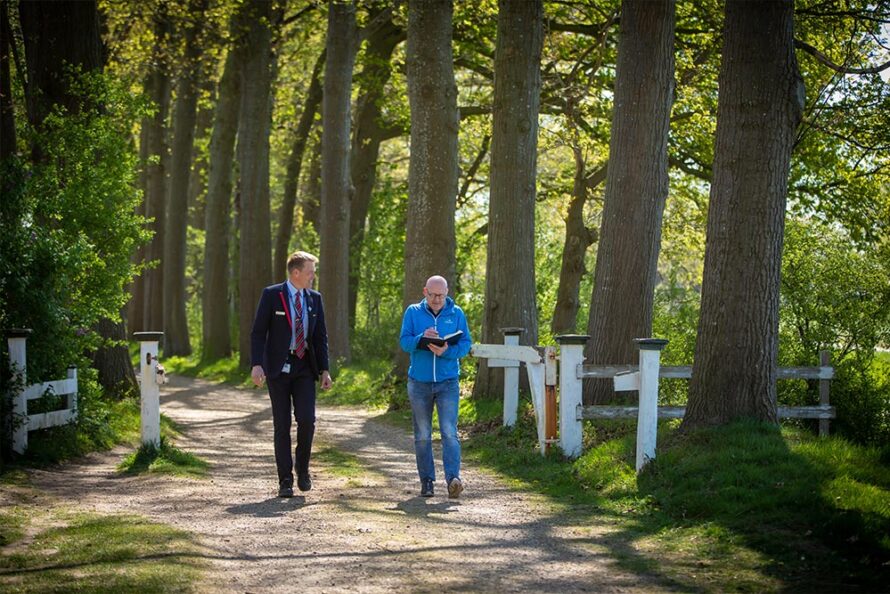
[[7, 329, 78, 454], [472, 332, 836, 472]]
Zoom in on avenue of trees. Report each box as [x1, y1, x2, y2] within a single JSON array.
[[1, 0, 889, 459]]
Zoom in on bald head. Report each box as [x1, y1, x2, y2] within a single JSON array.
[[423, 275, 449, 313]]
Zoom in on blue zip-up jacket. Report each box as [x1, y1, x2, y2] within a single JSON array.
[[399, 296, 472, 383]]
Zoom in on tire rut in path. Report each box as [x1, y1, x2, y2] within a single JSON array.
[[25, 375, 662, 593]]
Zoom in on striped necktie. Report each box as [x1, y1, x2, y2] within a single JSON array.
[[294, 291, 306, 359]]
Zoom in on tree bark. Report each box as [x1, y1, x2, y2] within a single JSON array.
[[274, 49, 324, 270], [236, 0, 279, 367], [91, 317, 138, 399], [473, 0, 543, 399], [142, 10, 173, 333], [163, 0, 206, 357], [202, 44, 242, 361], [347, 8, 404, 330], [682, 0, 803, 429], [0, 1, 15, 162], [583, 0, 675, 404], [551, 160, 604, 335], [320, 0, 357, 365], [402, 0, 460, 314]]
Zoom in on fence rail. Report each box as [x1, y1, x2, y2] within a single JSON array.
[[7, 330, 78, 454], [578, 404, 836, 420], [578, 364, 834, 380]]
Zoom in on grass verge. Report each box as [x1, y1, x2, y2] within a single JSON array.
[[118, 437, 210, 478]]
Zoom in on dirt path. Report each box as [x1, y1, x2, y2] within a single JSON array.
[[22, 375, 662, 593]]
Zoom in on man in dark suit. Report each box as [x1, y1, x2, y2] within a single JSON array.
[[250, 251, 332, 497]]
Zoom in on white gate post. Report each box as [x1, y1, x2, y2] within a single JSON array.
[[634, 338, 668, 472], [8, 329, 32, 454], [499, 328, 523, 427], [556, 335, 588, 459], [134, 332, 164, 448]]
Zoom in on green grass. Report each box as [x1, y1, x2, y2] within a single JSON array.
[[318, 358, 397, 408], [0, 507, 204, 593], [117, 437, 210, 478], [161, 352, 248, 386]]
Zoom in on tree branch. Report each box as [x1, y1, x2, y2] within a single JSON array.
[[795, 38, 890, 75]]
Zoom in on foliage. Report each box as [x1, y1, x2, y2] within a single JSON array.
[[0, 69, 150, 459], [779, 218, 890, 446]]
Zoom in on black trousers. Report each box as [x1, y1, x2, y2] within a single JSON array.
[[267, 354, 316, 485]]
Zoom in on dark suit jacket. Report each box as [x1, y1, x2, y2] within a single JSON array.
[[250, 282, 330, 381]]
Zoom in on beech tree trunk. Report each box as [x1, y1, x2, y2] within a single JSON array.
[[682, 0, 803, 429], [203, 44, 243, 361], [236, 0, 279, 367], [347, 8, 404, 329], [402, 0, 459, 311], [320, 0, 357, 365], [583, 0, 675, 404], [473, 0, 543, 399], [274, 50, 324, 270], [0, 1, 14, 163], [163, 0, 206, 357]]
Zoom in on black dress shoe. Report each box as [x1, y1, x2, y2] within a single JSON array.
[[278, 483, 294, 498], [297, 473, 312, 492]]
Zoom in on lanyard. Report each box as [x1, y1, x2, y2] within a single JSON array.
[[279, 291, 295, 333]]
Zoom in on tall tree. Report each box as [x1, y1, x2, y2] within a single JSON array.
[[19, 0, 137, 396], [274, 49, 324, 270], [473, 0, 544, 399], [320, 0, 358, 364], [141, 8, 173, 332], [682, 0, 803, 429], [163, 0, 207, 356], [402, 0, 459, 326], [236, 0, 281, 367], [203, 42, 243, 361], [583, 0, 676, 404], [0, 1, 15, 163], [347, 5, 404, 329]]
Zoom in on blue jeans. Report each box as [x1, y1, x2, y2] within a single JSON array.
[[407, 378, 461, 483]]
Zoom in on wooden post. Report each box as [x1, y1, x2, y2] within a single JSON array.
[[7, 329, 32, 455], [134, 332, 164, 448], [556, 335, 588, 459], [635, 338, 668, 472], [498, 328, 523, 427], [544, 346, 557, 452], [819, 349, 831, 437]]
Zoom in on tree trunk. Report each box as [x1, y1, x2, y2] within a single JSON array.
[[551, 160, 604, 335], [163, 0, 206, 357], [320, 0, 357, 365], [187, 78, 215, 231], [203, 44, 243, 361], [91, 317, 138, 399], [142, 10, 173, 332], [236, 0, 279, 368], [473, 0, 543, 399], [682, 0, 803, 429], [274, 50, 324, 270], [301, 130, 323, 235], [18, 0, 102, 130], [583, 0, 675, 404], [0, 1, 15, 163], [347, 9, 404, 330], [402, 0, 459, 312]]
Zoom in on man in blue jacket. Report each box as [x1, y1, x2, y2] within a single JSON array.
[[250, 251, 332, 498], [399, 275, 472, 498]]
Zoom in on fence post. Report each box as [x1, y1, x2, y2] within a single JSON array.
[[499, 328, 524, 427], [134, 332, 164, 448], [635, 338, 668, 472], [544, 346, 558, 452], [819, 350, 831, 437], [7, 329, 32, 454], [556, 334, 588, 459]]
